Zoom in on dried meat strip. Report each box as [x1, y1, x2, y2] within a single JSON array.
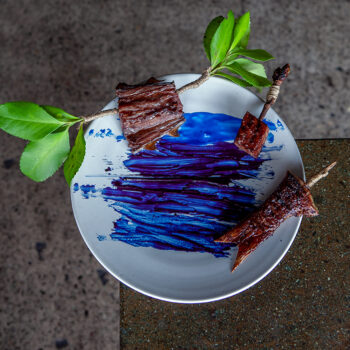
[[234, 112, 269, 158], [216, 171, 318, 271], [116, 78, 184, 153]]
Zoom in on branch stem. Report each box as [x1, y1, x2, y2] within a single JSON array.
[[81, 68, 212, 124], [306, 162, 337, 188], [176, 67, 212, 94], [81, 108, 118, 124], [258, 64, 290, 121]]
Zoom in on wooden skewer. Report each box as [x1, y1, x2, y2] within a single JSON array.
[[258, 64, 291, 121], [306, 161, 337, 188]]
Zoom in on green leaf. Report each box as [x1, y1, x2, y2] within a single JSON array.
[[238, 17, 250, 49], [210, 10, 235, 67], [41, 105, 81, 123], [203, 16, 224, 62], [229, 49, 274, 62], [230, 12, 250, 51], [225, 59, 272, 87], [215, 71, 252, 87], [63, 123, 86, 186], [0, 102, 65, 141], [234, 58, 269, 77], [20, 127, 70, 182], [224, 53, 239, 65]]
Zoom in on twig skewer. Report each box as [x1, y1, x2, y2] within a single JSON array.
[[306, 161, 337, 188], [258, 64, 291, 121]]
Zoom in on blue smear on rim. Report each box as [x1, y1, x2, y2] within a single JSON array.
[[77, 112, 282, 257], [89, 128, 126, 142], [94, 128, 114, 138]]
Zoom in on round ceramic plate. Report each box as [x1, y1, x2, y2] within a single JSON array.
[[71, 74, 304, 303]]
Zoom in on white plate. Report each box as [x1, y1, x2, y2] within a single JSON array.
[[71, 74, 304, 303]]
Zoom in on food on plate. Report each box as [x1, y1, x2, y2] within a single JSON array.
[[216, 162, 336, 271], [234, 64, 290, 158], [115, 63, 286, 155], [116, 78, 184, 153]]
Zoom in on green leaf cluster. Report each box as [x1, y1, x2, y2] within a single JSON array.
[[0, 101, 86, 184], [203, 11, 274, 89]]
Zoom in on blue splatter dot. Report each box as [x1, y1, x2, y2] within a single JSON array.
[[277, 119, 285, 130], [80, 184, 97, 199], [89, 129, 94, 136], [95, 129, 105, 138], [267, 132, 274, 143], [97, 235, 107, 241], [116, 135, 126, 142], [105, 128, 114, 137], [73, 183, 79, 192], [94, 128, 116, 138]]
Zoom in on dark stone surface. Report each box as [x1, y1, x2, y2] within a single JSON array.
[[0, 165, 120, 349], [120, 139, 349, 349]]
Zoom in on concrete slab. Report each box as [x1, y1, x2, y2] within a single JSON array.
[[0, 137, 120, 349]]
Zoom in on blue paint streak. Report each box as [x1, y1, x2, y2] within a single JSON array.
[[264, 119, 285, 144], [89, 129, 94, 136], [265, 120, 277, 131], [97, 235, 107, 241], [123, 112, 276, 180], [262, 144, 283, 152], [78, 112, 282, 257]]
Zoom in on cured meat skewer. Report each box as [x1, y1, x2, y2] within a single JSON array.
[[215, 162, 337, 272], [234, 64, 290, 158], [116, 78, 185, 153]]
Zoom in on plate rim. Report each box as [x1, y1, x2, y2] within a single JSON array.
[[71, 73, 305, 303]]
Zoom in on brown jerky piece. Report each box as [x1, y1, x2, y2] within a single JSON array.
[[216, 171, 318, 271], [234, 112, 269, 158], [116, 78, 184, 153]]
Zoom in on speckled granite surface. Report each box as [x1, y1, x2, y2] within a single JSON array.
[[120, 139, 349, 349], [1, 1, 350, 349]]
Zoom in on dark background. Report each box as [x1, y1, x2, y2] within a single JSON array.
[[1, 1, 349, 349]]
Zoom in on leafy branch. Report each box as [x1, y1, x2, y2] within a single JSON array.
[[0, 10, 275, 185], [179, 10, 274, 93], [0, 101, 117, 184], [207, 10, 274, 89]]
